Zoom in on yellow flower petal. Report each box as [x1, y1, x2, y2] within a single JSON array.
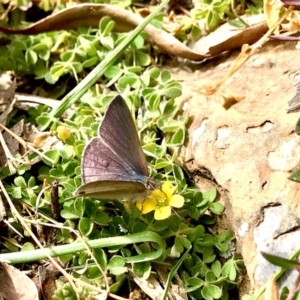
[[150, 189, 167, 207], [162, 181, 177, 199], [169, 194, 184, 208], [151, 189, 166, 200], [154, 206, 171, 220], [140, 197, 157, 214]]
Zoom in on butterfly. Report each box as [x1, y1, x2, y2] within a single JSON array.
[[74, 95, 160, 201]]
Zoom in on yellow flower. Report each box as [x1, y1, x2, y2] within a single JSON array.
[[136, 181, 184, 220], [56, 125, 70, 141]]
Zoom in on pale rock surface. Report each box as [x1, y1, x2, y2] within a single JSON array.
[[171, 41, 300, 297]]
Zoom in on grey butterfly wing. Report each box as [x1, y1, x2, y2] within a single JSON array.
[[99, 95, 149, 177], [81, 137, 146, 184]]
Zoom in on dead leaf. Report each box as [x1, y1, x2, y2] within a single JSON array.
[[0, 194, 6, 222], [282, 11, 300, 32], [0, 72, 15, 103], [133, 275, 164, 300], [0, 4, 270, 60], [0, 263, 39, 300], [0, 4, 205, 61], [194, 8, 292, 98], [263, 0, 282, 34], [0, 72, 16, 125], [32, 132, 55, 148], [0, 120, 62, 173], [129, 287, 150, 300], [190, 14, 269, 57], [37, 265, 60, 300], [265, 275, 278, 300], [0, 120, 24, 168], [23, 123, 61, 155]]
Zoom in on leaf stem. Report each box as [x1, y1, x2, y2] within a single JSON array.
[[0, 231, 165, 264]]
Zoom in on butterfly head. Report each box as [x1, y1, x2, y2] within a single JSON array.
[[145, 177, 161, 191]]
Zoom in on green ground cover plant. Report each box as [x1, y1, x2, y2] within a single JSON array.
[[0, 0, 249, 299]]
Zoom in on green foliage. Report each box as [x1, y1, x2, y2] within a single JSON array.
[[178, 0, 264, 39], [289, 168, 300, 182], [0, 3, 243, 299], [6, 175, 40, 206], [191, 0, 232, 31], [255, 251, 300, 300], [0, 16, 153, 85], [3, 77, 239, 296], [52, 280, 93, 300], [245, 0, 264, 15], [261, 251, 300, 269]]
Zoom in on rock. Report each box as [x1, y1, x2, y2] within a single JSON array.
[[172, 41, 300, 298]]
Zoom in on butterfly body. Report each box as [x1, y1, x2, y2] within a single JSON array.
[[74, 95, 160, 200]]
